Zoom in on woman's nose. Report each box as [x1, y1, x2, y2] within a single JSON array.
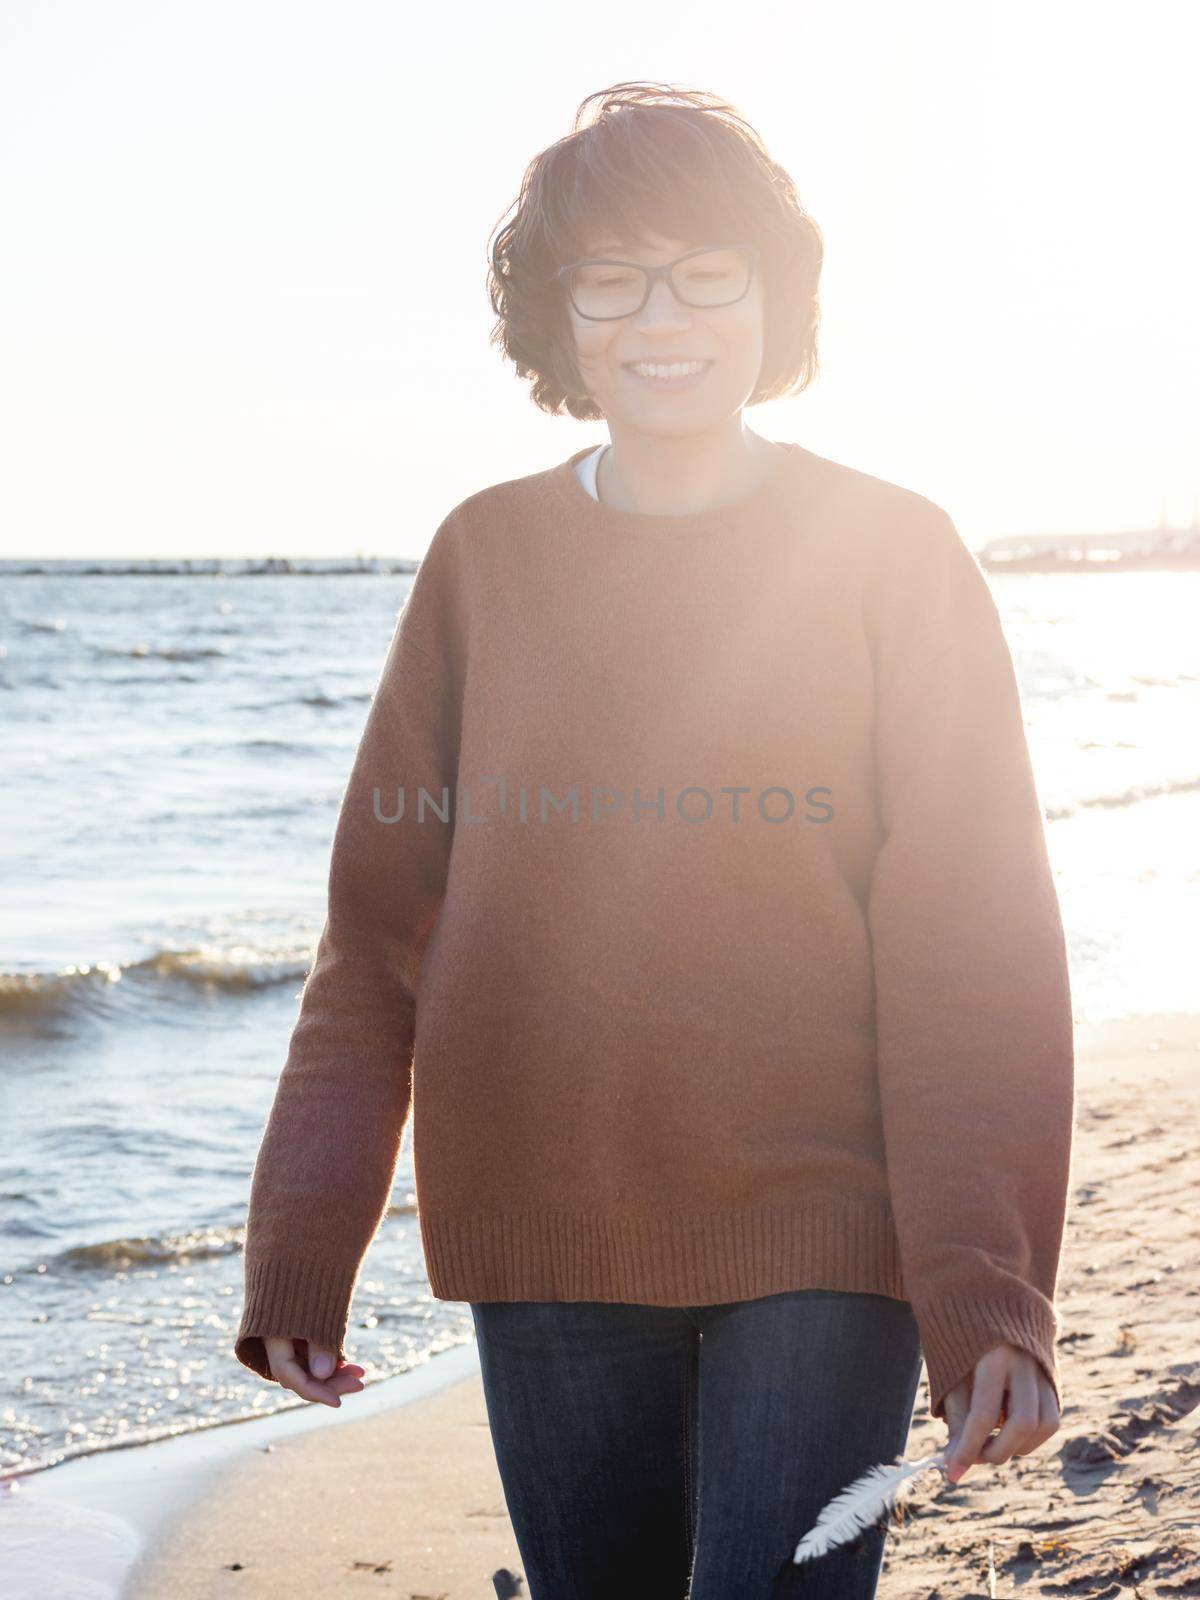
[[635, 276, 691, 327]]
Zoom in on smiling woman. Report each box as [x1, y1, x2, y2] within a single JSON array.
[[234, 77, 1075, 1600]]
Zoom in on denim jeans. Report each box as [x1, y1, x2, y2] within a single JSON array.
[[470, 1289, 925, 1600]]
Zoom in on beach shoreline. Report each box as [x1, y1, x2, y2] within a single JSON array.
[[4, 1010, 1197, 1598], [0, 1339, 483, 1600]]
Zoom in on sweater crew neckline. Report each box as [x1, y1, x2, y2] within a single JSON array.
[[549, 439, 813, 535]]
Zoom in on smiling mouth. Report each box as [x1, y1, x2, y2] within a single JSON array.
[[622, 358, 713, 372], [621, 359, 715, 383]]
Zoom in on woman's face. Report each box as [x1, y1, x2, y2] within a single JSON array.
[[564, 229, 766, 436]]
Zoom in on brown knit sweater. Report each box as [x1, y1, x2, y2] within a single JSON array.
[[234, 440, 1076, 1423]]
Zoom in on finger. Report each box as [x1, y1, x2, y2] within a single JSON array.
[[298, 1341, 365, 1391], [940, 1387, 971, 1469], [945, 1365, 1007, 1482], [263, 1335, 300, 1384], [301, 1342, 366, 1397], [977, 1364, 1042, 1464], [275, 1354, 346, 1406], [305, 1342, 341, 1381], [1038, 1369, 1062, 1432]]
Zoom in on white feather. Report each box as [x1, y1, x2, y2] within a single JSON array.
[[792, 1448, 948, 1564]]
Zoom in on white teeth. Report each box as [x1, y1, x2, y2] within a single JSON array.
[[629, 361, 708, 379]]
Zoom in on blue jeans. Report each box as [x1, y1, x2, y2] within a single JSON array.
[[470, 1289, 924, 1599]]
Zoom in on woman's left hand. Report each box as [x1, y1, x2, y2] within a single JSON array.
[[941, 1343, 1061, 1483]]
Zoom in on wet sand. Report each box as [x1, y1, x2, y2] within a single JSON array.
[[124, 1356, 519, 1598]]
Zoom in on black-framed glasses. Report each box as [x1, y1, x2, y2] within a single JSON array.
[[556, 244, 760, 321]]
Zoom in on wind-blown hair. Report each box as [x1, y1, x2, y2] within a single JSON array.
[[487, 81, 824, 422]]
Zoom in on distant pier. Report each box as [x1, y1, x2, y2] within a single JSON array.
[[978, 521, 1200, 573], [0, 555, 422, 577]]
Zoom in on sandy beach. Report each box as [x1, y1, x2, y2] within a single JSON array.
[[8, 1010, 1198, 1598]]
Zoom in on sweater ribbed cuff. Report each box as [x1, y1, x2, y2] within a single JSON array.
[[235, 1254, 362, 1383], [913, 1286, 1062, 1423]]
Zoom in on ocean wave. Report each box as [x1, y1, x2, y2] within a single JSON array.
[[39, 1209, 416, 1277], [1046, 774, 1200, 821], [95, 644, 230, 662], [238, 737, 321, 756], [55, 1225, 244, 1273], [143, 945, 312, 987], [242, 690, 372, 712], [172, 737, 321, 759], [104, 671, 204, 685], [135, 797, 333, 825], [0, 944, 313, 1019]]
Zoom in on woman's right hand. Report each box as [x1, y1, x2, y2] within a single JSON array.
[[263, 1337, 366, 1406]]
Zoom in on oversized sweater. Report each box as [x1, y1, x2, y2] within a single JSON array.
[[234, 439, 1077, 1423]]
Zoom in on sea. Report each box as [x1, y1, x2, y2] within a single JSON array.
[[2, 556, 1197, 1482]]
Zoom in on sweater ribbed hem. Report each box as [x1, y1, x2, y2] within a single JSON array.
[[913, 1286, 1062, 1423], [419, 1203, 1062, 1424], [420, 1198, 907, 1306], [235, 1254, 361, 1382]]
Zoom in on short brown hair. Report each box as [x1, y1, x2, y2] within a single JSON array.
[[487, 81, 824, 422]]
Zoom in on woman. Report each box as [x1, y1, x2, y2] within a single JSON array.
[[235, 82, 1075, 1598]]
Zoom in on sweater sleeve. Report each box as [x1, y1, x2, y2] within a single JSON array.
[[864, 499, 1076, 1424], [233, 527, 463, 1383]]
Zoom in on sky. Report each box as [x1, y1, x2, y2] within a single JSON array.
[[1, 0, 1196, 559]]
